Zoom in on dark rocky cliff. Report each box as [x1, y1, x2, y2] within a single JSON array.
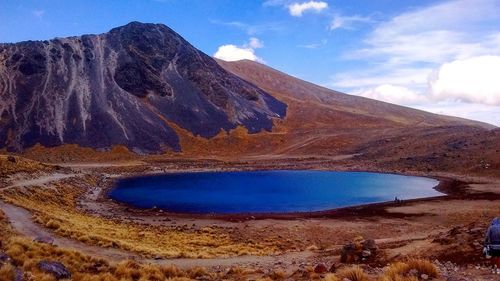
[[0, 22, 286, 153]]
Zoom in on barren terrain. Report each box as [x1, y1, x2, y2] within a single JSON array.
[[1, 155, 499, 280]]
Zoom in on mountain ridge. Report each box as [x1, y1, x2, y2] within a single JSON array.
[[0, 21, 496, 159], [0, 22, 286, 153], [217, 59, 495, 130]]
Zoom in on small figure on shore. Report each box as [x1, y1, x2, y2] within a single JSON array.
[[484, 217, 500, 274], [394, 197, 402, 205]]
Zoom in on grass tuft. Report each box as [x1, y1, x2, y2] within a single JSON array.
[[0, 263, 16, 281], [406, 259, 439, 278], [323, 273, 340, 281], [380, 259, 439, 281], [337, 266, 368, 281]]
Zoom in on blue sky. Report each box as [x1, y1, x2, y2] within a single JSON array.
[[2, 0, 500, 126]]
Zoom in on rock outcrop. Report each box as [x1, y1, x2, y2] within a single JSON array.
[[38, 261, 71, 279], [0, 22, 286, 153]]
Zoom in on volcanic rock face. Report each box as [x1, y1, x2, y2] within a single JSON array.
[[0, 22, 286, 152]]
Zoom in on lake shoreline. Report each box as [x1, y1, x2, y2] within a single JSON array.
[[89, 167, 484, 221], [4, 156, 499, 271]]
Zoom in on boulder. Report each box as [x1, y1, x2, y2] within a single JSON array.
[[362, 239, 378, 252], [0, 252, 10, 263], [340, 238, 378, 264], [34, 236, 55, 244], [314, 263, 328, 274], [7, 156, 16, 163], [14, 268, 23, 281], [340, 242, 359, 263], [329, 263, 337, 273], [38, 261, 71, 279]]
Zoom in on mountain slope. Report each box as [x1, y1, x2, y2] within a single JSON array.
[[0, 21, 495, 161], [216, 60, 499, 177], [216, 59, 496, 159], [0, 22, 286, 153], [217, 59, 493, 130]]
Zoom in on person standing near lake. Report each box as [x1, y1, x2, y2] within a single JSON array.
[[484, 217, 500, 274]]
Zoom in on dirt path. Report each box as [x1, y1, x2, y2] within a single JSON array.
[[55, 161, 145, 168], [4, 173, 77, 190], [0, 200, 137, 262], [0, 173, 315, 269], [0, 200, 313, 268]]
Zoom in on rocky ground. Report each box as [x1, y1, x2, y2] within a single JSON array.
[[0, 155, 499, 280]]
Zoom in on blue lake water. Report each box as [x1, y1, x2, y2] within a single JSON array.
[[108, 170, 442, 214]]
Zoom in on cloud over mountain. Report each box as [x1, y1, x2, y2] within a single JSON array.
[[214, 37, 264, 62], [329, 0, 500, 125]]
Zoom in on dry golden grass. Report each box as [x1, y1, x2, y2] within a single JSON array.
[[0, 263, 16, 281], [323, 273, 340, 281], [0, 154, 54, 178], [380, 259, 439, 281], [0, 210, 236, 281], [0, 233, 260, 281], [1, 236, 200, 280], [0, 176, 280, 259], [167, 121, 288, 158], [336, 265, 368, 281], [21, 144, 137, 163], [0, 215, 281, 280], [406, 259, 439, 278], [267, 269, 287, 280], [0, 205, 442, 281]]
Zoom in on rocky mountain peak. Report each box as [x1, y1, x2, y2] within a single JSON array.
[[0, 22, 286, 153]]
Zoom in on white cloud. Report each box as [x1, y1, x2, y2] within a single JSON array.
[[345, 0, 500, 64], [353, 84, 428, 106], [344, 55, 500, 104], [327, 0, 500, 125], [331, 67, 432, 89], [414, 102, 500, 126], [329, 14, 372, 31], [213, 38, 264, 63], [214, 45, 260, 62], [430, 56, 500, 106], [288, 1, 328, 17], [342, 55, 500, 125]]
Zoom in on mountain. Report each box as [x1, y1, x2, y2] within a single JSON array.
[[0, 21, 496, 165], [218, 59, 492, 129], [0, 22, 286, 153], [215, 59, 499, 176], [216, 59, 494, 155]]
